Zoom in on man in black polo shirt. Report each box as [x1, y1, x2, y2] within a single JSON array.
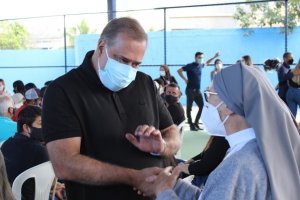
[[177, 51, 220, 131], [42, 17, 181, 200]]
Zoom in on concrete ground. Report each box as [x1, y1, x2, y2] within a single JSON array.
[[178, 105, 300, 160]]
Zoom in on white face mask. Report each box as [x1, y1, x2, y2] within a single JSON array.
[[0, 85, 4, 91], [201, 102, 229, 137], [98, 46, 138, 92], [160, 70, 166, 77], [216, 64, 223, 70]]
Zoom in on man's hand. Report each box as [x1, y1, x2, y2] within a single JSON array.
[[132, 167, 163, 197], [215, 52, 220, 58], [143, 166, 182, 197], [55, 182, 66, 200], [125, 125, 166, 154]]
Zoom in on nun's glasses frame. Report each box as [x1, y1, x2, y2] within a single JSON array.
[[204, 90, 218, 102]]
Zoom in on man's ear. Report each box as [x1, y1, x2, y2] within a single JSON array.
[[97, 39, 105, 55], [23, 124, 30, 133]]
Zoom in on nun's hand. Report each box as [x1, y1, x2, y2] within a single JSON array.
[[146, 166, 182, 197]]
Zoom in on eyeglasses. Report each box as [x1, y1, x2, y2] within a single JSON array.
[[204, 90, 218, 102]]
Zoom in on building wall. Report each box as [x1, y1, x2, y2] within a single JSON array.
[[1, 26, 299, 104]]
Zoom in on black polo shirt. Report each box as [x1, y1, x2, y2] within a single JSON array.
[[1, 133, 49, 200], [167, 103, 185, 126], [42, 51, 174, 200], [182, 62, 204, 90]]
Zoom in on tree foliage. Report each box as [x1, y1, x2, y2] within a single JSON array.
[[67, 20, 96, 47], [234, 0, 300, 34], [0, 21, 29, 49]]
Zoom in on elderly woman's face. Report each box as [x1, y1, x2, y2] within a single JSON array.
[[207, 85, 222, 107]]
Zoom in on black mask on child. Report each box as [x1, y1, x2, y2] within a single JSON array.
[[165, 95, 178, 105], [288, 58, 294, 65], [30, 127, 44, 142]]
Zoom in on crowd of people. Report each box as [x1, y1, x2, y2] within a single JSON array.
[[0, 17, 299, 200]]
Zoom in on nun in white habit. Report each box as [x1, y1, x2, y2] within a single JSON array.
[[146, 63, 300, 200]]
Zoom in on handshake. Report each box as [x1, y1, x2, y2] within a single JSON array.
[[133, 166, 182, 198]]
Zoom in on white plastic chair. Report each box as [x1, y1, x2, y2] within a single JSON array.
[[175, 121, 186, 158], [12, 161, 56, 200]]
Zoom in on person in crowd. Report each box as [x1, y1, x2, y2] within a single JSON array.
[[42, 17, 181, 200], [286, 58, 300, 117], [44, 80, 52, 87], [0, 96, 16, 141], [277, 52, 300, 104], [177, 51, 220, 131], [164, 83, 185, 126], [0, 151, 14, 200], [0, 79, 11, 97], [24, 83, 37, 92], [210, 59, 223, 81], [154, 78, 165, 97], [241, 55, 253, 66], [142, 62, 300, 200], [1, 105, 65, 200], [39, 86, 48, 107], [177, 137, 229, 188], [1, 105, 47, 199], [158, 65, 177, 86], [13, 80, 25, 95], [13, 88, 40, 121], [12, 93, 25, 109]]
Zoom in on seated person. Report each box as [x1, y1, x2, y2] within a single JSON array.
[[177, 136, 229, 188], [154, 78, 165, 97], [1, 106, 64, 200], [165, 83, 185, 126], [0, 96, 17, 141], [142, 62, 300, 200], [158, 64, 178, 85], [13, 88, 40, 121]]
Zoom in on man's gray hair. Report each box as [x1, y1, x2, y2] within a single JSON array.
[[100, 17, 147, 46], [0, 96, 13, 116]]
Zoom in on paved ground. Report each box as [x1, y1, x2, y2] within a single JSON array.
[[178, 105, 300, 160]]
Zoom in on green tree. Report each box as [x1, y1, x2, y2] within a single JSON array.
[[234, 0, 300, 34], [0, 21, 29, 49], [67, 20, 95, 47]]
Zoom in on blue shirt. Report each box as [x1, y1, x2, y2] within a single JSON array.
[[183, 62, 204, 90], [0, 116, 17, 141], [277, 63, 292, 98]]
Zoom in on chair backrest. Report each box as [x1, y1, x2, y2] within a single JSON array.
[[12, 161, 56, 200], [175, 121, 186, 158]]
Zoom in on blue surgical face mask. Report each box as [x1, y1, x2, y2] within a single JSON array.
[[98, 46, 138, 92], [198, 58, 204, 64]]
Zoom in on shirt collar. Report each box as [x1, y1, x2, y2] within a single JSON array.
[[225, 128, 256, 148], [283, 62, 290, 69]]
